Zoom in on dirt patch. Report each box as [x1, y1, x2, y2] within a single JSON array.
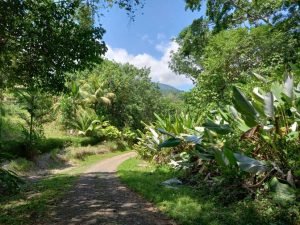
[[42, 152, 176, 225]]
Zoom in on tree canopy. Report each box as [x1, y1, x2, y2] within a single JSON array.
[[76, 60, 163, 130], [170, 0, 300, 114], [185, 0, 300, 33], [0, 0, 107, 92]]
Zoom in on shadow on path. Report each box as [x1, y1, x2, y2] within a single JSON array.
[[44, 153, 176, 225]]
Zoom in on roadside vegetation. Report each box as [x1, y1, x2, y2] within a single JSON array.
[[119, 158, 297, 225], [1, 0, 299, 225]]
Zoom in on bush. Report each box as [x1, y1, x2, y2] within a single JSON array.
[[100, 125, 121, 140], [37, 138, 66, 153], [0, 168, 24, 195]]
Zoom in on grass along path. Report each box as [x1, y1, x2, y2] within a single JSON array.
[[0, 151, 129, 225], [118, 158, 298, 225]]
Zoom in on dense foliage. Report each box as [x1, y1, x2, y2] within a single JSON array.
[[0, 0, 107, 92], [135, 74, 299, 222], [0, 1, 299, 224], [171, 0, 300, 115]]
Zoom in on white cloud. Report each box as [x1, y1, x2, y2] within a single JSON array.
[[105, 41, 193, 90]]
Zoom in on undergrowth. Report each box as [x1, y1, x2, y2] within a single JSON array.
[[118, 158, 299, 225]]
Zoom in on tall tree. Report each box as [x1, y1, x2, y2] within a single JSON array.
[[170, 0, 300, 115], [0, 0, 107, 93], [76, 60, 162, 130], [185, 0, 300, 33]]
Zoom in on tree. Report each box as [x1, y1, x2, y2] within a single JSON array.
[[0, 0, 107, 93], [171, 1, 300, 115], [185, 0, 300, 33], [169, 18, 210, 83], [15, 88, 53, 159], [0, 0, 109, 157], [75, 60, 163, 130]]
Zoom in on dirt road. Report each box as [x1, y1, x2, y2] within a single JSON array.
[[45, 152, 176, 225]]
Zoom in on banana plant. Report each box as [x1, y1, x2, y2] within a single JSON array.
[[70, 108, 109, 137], [230, 75, 299, 166], [226, 74, 299, 200]]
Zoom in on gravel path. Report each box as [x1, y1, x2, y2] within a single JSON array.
[[45, 152, 176, 225]]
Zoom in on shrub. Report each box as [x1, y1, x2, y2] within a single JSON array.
[[0, 168, 24, 195], [100, 125, 121, 140]]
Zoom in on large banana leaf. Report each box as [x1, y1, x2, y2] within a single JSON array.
[[203, 119, 232, 135], [158, 137, 181, 148], [271, 82, 283, 103], [283, 75, 293, 98], [215, 149, 237, 168], [264, 92, 274, 118], [234, 153, 270, 174], [232, 86, 258, 127], [195, 144, 214, 160]]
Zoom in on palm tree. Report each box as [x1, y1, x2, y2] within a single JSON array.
[[78, 75, 115, 112]]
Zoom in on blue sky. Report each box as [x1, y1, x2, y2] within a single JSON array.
[[99, 0, 203, 90]]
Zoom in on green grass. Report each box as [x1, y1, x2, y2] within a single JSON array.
[[6, 158, 35, 175], [118, 158, 299, 225], [0, 151, 128, 225]]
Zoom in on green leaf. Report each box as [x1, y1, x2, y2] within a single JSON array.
[[295, 82, 300, 93], [157, 128, 176, 137], [195, 144, 214, 160], [264, 92, 274, 118], [71, 82, 79, 95], [252, 72, 268, 82], [252, 87, 265, 103], [268, 177, 296, 206], [271, 82, 283, 103], [203, 119, 232, 135], [252, 100, 264, 117], [158, 138, 181, 148], [283, 75, 293, 98], [215, 151, 227, 168], [234, 153, 270, 174], [215, 149, 237, 168], [223, 149, 237, 166], [232, 86, 258, 127]]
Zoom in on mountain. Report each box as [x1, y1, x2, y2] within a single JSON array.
[[156, 83, 183, 95]]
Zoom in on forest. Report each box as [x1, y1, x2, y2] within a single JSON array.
[[0, 0, 299, 225]]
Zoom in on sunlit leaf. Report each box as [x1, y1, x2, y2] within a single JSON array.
[[284, 75, 293, 98], [264, 92, 274, 118], [182, 134, 202, 144], [234, 153, 270, 174], [232, 86, 258, 127]]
